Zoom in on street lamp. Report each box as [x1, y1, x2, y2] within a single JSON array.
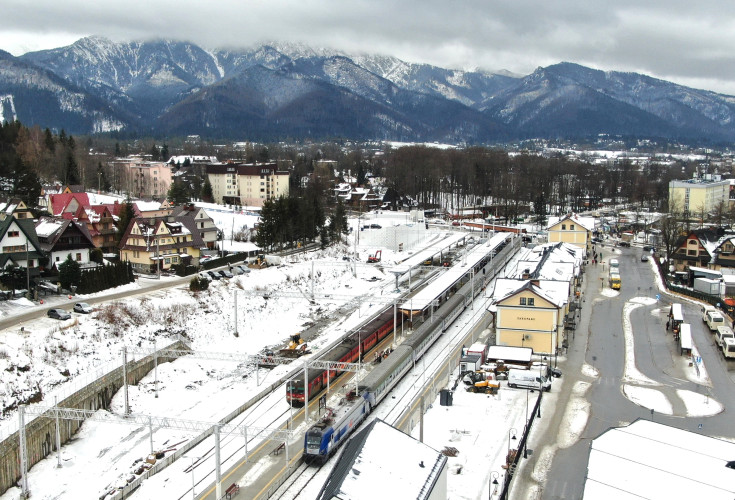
[[507, 428, 517, 466], [489, 471, 500, 499]]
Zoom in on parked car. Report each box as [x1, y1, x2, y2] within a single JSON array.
[[641, 255, 649, 262], [73, 302, 93, 314], [198, 272, 212, 282], [231, 266, 244, 275], [219, 269, 234, 279], [619, 241, 631, 247], [370, 223, 382, 229], [235, 265, 251, 274], [643, 245, 654, 252], [200, 255, 213, 264], [207, 270, 221, 280], [47, 308, 71, 320]]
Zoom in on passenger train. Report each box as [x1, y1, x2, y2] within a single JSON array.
[[296, 233, 520, 463], [303, 274, 478, 464], [286, 307, 395, 406]]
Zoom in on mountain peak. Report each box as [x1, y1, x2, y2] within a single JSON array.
[[5, 37, 735, 142]]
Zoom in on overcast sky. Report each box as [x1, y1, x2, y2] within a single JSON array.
[[4, 0, 735, 95]]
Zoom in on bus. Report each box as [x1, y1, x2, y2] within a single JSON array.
[[609, 271, 621, 290]]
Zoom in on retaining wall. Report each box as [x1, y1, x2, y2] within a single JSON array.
[[0, 340, 190, 495]]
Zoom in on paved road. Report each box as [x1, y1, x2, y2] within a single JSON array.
[[512, 245, 735, 500]]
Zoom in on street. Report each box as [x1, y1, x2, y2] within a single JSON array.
[[513, 245, 735, 499]]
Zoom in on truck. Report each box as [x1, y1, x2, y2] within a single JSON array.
[[507, 368, 551, 392], [693, 277, 723, 296], [465, 343, 487, 365]]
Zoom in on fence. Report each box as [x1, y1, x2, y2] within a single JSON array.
[[499, 390, 543, 500]]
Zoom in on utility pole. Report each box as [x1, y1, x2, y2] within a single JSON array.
[[156, 235, 160, 280], [25, 241, 29, 296]]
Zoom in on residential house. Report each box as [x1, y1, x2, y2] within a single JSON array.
[[712, 235, 735, 269], [547, 213, 594, 252], [0, 217, 43, 282], [49, 192, 91, 218], [0, 199, 34, 221], [119, 216, 204, 273], [169, 204, 219, 251], [71, 205, 118, 255], [338, 187, 383, 211], [35, 217, 96, 269], [670, 228, 722, 272]]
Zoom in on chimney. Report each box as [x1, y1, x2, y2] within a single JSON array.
[[530, 279, 540, 287]]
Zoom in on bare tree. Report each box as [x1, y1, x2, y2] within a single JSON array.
[[659, 197, 685, 273]]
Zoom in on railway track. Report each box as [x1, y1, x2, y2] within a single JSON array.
[[271, 461, 324, 500]]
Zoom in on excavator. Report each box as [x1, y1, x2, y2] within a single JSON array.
[[463, 370, 500, 394], [367, 250, 382, 263]]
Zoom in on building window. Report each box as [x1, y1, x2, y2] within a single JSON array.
[[76, 253, 82, 261], [528, 298, 534, 306], [520, 297, 526, 305], [570, 224, 575, 230], [687, 249, 697, 256], [561, 224, 566, 230], [55, 256, 60, 262], [7, 231, 19, 238]]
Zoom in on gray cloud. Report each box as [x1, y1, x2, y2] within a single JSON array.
[[4, 0, 735, 94]]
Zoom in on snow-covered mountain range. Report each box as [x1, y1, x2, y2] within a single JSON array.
[[3, 36, 735, 143]]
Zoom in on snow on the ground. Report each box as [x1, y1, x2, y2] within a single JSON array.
[[676, 389, 723, 417], [0, 239, 404, 499], [557, 381, 591, 448], [599, 288, 618, 298], [622, 299, 660, 386], [0, 214, 478, 499], [623, 385, 673, 415], [581, 363, 599, 379]]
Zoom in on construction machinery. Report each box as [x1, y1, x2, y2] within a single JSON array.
[[463, 370, 500, 394], [278, 333, 311, 358], [367, 250, 382, 263]]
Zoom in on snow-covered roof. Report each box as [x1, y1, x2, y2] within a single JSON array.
[[486, 345, 533, 363], [491, 278, 568, 308], [319, 419, 446, 500], [547, 213, 595, 232], [585, 419, 735, 499], [400, 233, 511, 311], [34, 219, 64, 238]]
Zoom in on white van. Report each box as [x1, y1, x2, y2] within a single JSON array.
[[722, 337, 735, 359], [705, 310, 726, 331], [609, 258, 620, 269], [716, 326, 735, 348], [507, 369, 551, 392]]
